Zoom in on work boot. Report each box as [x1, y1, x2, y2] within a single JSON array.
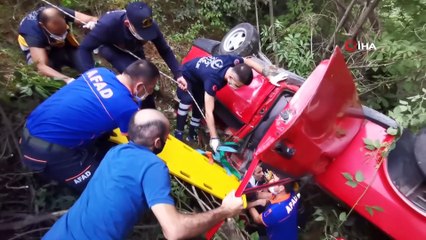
[[186, 126, 198, 143], [174, 130, 184, 141]]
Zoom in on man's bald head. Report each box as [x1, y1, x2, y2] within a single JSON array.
[[128, 109, 170, 149], [38, 7, 68, 35]]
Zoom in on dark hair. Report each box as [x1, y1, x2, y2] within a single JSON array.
[[233, 63, 253, 85], [37, 7, 65, 24], [127, 115, 167, 148], [124, 59, 160, 85]]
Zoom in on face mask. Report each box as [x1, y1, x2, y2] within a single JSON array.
[[153, 139, 165, 155], [128, 24, 144, 41], [133, 84, 149, 104], [269, 186, 279, 195], [44, 27, 68, 41]]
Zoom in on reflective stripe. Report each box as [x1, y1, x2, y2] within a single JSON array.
[[18, 35, 29, 51], [23, 154, 47, 163], [177, 109, 188, 116], [179, 103, 191, 110], [191, 117, 201, 123], [65, 165, 92, 182], [190, 117, 201, 127], [190, 120, 200, 127]]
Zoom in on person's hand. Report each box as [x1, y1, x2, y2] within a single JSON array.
[[209, 138, 220, 152], [65, 78, 75, 84], [221, 190, 244, 217], [82, 21, 97, 30], [176, 76, 187, 91], [258, 199, 269, 207]]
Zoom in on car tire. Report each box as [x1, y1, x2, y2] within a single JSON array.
[[218, 23, 260, 56]]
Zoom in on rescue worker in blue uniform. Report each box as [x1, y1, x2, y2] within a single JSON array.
[[19, 59, 159, 192], [18, 5, 97, 83], [43, 109, 244, 240], [175, 55, 263, 152], [78, 1, 185, 109], [249, 176, 300, 240]]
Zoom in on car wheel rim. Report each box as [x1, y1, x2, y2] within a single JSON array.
[[223, 28, 247, 52]]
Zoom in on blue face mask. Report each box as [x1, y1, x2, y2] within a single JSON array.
[[133, 84, 149, 106]]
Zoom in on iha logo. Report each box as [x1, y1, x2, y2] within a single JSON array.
[[344, 39, 377, 52]]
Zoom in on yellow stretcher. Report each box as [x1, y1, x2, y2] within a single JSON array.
[[109, 129, 245, 202]]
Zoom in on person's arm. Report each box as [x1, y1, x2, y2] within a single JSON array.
[[247, 198, 269, 209], [152, 30, 182, 79], [248, 207, 264, 225], [243, 56, 264, 74], [29, 47, 73, 83], [204, 92, 217, 138], [152, 190, 243, 240], [77, 30, 106, 72]]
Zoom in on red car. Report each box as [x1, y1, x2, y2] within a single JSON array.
[[182, 23, 426, 239]]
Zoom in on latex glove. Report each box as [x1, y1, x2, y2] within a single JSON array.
[[83, 21, 97, 30], [176, 76, 187, 91], [209, 138, 220, 152]]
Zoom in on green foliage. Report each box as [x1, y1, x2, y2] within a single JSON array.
[[342, 171, 364, 188], [249, 231, 260, 240], [148, 0, 251, 42], [386, 127, 398, 136], [364, 205, 384, 217], [309, 207, 346, 240], [9, 65, 64, 99], [363, 138, 382, 151], [389, 90, 426, 132], [260, 0, 317, 77], [357, 0, 426, 125]]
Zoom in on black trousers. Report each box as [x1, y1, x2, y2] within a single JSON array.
[[19, 127, 112, 192]]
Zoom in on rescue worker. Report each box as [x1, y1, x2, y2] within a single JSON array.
[[43, 109, 244, 240], [19, 59, 159, 192], [78, 1, 185, 108], [175, 55, 263, 152], [18, 5, 97, 83], [248, 175, 300, 240]]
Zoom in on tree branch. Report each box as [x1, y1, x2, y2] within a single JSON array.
[[349, 0, 381, 38], [326, 0, 357, 51]]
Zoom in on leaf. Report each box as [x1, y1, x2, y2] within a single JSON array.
[[355, 171, 365, 182], [373, 140, 382, 149], [365, 206, 374, 216], [399, 100, 408, 105], [386, 127, 398, 136], [342, 172, 354, 181], [314, 216, 325, 221], [363, 138, 374, 146], [363, 138, 377, 150], [365, 145, 376, 151], [345, 180, 358, 188], [339, 212, 347, 222], [250, 232, 260, 240], [371, 206, 384, 212]]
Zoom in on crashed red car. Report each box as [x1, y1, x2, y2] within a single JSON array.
[[182, 23, 426, 239]]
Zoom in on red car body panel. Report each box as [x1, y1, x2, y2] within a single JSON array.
[[183, 44, 426, 239], [315, 120, 426, 239], [254, 48, 364, 176]]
